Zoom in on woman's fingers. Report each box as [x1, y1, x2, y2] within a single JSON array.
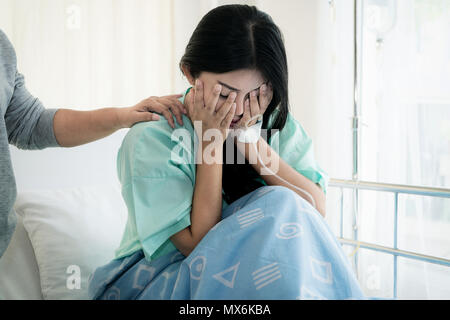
[[188, 88, 195, 116], [237, 99, 251, 127], [193, 80, 205, 112], [221, 103, 237, 129], [258, 83, 273, 114], [188, 79, 238, 142], [216, 92, 237, 121], [249, 90, 260, 124], [217, 92, 237, 136], [206, 84, 222, 113]]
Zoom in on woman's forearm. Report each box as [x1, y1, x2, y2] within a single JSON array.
[[171, 141, 223, 256], [53, 108, 121, 147], [237, 137, 327, 217], [190, 144, 223, 240]]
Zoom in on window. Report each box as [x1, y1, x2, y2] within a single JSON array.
[[329, 0, 450, 299]]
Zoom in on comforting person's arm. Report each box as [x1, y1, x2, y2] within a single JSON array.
[[6, 71, 60, 150], [53, 96, 186, 148], [53, 108, 127, 147]]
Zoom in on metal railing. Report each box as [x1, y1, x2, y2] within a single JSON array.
[[340, 0, 450, 299], [329, 178, 450, 298]]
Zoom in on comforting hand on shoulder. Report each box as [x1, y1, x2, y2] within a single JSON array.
[[117, 94, 188, 129]]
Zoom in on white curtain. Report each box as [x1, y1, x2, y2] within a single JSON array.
[[0, 0, 264, 110], [1, 0, 347, 191], [1, 0, 178, 109]]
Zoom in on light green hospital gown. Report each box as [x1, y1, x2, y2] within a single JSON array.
[[114, 92, 329, 262]]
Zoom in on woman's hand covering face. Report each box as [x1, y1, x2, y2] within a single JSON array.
[[188, 79, 237, 144], [234, 83, 273, 129]]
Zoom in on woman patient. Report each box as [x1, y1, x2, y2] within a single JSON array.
[[88, 4, 365, 300]]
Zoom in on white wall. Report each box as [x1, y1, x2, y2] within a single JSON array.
[[0, 0, 12, 35]]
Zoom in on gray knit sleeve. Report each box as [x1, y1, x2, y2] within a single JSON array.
[[5, 71, 60, 150]]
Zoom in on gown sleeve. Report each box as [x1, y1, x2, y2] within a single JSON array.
[[117, 119, 196, 260]]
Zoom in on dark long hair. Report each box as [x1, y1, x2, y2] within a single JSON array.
[[180, 4, 290, 204]]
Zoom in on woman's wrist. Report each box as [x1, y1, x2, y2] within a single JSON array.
[[235, 136, 262, 159], [236, 137, 275, 172], [196, 139, 224, 165]]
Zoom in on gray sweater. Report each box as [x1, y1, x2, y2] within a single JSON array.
[[0, 29, 60, 258]]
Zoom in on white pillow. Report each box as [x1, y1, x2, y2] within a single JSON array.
[[14, 184, 127, 300], [0, 213, 43, 300]]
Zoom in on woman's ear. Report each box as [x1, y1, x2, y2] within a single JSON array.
[[181, 64, 195, 86]]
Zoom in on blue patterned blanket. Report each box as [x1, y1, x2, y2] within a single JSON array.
[[88, 186, 365, 300]]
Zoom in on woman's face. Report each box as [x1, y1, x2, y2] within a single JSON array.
[[188, 69, 267, 127]]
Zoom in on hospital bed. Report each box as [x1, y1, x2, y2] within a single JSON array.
[[1, 130, 449, 300], [0, 131, 128, 300]]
